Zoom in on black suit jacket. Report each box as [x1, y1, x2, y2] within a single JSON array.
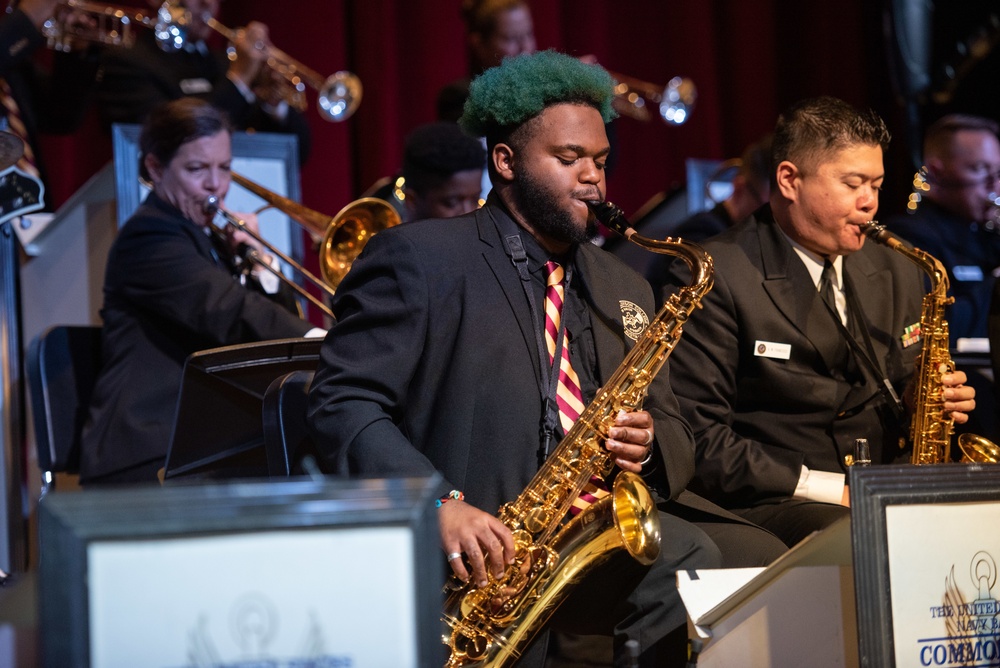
[[668, 207, 925, 508], [307, 195, 698, 515], [96, 29, 311, 163], [80, 192, 313, 481]]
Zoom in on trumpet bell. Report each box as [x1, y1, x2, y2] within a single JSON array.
[[318, 71, 363, 122], [321, 197, 401, 287], [659, 76, 697, 126], [607, 69, 697, 126], [154, 1, 188, 51]]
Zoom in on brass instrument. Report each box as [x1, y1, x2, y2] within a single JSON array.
[[859, 221, 1000, 464], [177, 5, 362, 122], [605, 70, 697, 125], [38, 0, 180, 52], [441, 200, 714, 667], [37, 0, 362, 121], [206, 172, 400, 317]]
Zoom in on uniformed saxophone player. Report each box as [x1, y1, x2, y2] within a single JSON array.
[[666, 97, 978, 549]]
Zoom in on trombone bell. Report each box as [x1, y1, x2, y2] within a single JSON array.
[[321, 198, 401, 287], [228, 172, 401, 292]]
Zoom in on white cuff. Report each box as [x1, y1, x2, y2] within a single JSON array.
[[305, 327, 327, 338], [792, 466, 845, 505], [253, 254, 282, 294]]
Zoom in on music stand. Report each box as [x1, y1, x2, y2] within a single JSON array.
[[39, 475, 445, 667], [163, 337, 323, 481]]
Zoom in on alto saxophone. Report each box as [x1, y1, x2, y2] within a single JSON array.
[[441, 201, 714, 667], [858, 221, 999, 464]]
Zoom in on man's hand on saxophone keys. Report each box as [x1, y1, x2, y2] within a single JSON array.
[[607, 410, 655, 473], [439, 501, 516, 588], [940, 364, 976, 424]]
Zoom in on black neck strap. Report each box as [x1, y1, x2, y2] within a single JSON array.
[[502, 233, 570, 465], [825, 272, 905, 418]]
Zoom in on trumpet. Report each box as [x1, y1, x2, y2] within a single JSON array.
[[205, 172, 400, 317], [38, 0, 176, 52], [175, 4, 363, 122], [606, 70, 697, 125], [37, 0, 362, 122]]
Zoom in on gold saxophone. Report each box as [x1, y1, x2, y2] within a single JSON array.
[[858, 221, 999, 464], [441, 201, 714, 667]]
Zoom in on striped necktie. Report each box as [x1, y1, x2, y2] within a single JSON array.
[[0, 79, 40, 179], [543, 261, 608, 515], [544, 261, 585, 431]]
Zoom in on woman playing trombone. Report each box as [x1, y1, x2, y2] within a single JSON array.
[[80, 97, 322, 485]]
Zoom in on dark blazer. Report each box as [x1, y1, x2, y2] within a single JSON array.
[[307, 196, 697, 515], [886, 201, 1000, 340], [668, 206, 925, 508], [80, 192, 313, 482], [96, 29, 311, 163]]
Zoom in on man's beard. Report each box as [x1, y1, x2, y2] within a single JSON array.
[[516, 167, 599, 245]]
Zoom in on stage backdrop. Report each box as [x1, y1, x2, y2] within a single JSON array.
[[37, 1, 917, 244]]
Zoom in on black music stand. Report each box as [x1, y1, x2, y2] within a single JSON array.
[[163, 337, 323, 481]]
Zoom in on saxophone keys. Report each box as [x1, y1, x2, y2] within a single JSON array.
[[523, 507, 551, 533]]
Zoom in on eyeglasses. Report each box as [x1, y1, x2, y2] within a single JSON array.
[[917, 166, 1000, 190]]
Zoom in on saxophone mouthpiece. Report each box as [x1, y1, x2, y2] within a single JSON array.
[[858, 219, 887, 241], [587, 200, 635, 238], [857, 219, 879, 233], [858, 219, 913, 249]]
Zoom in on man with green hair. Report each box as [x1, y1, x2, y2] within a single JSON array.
[[308, 50, 783, 666]]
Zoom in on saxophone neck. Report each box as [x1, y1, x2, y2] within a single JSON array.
[[858, 219, 950, 295], [587, 200, 714, 295]]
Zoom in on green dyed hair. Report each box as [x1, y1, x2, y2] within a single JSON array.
[[459, 50, 617, 140]]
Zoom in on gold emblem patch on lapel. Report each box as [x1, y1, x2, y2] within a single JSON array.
[[619, 300, 649, 341]]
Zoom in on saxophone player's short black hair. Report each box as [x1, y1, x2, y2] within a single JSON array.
[[771, 96, 890, 180]]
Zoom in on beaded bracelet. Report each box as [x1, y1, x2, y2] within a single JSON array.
[[435, 490, 465, 508]]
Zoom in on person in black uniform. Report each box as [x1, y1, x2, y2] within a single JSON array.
[[80, 98, 322, 485], [96, 0, 311, 164], [667, 97, 977, 548], [886, 114, 1000, 341]]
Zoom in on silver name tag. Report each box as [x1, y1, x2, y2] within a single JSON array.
[[754, 340, 791, 360], [179, 78, 213, 95]]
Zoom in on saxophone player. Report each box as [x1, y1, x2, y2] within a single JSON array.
[[307, 51, 784, 667], [666, 97, 977, 550]]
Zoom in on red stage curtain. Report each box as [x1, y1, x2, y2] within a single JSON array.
[[36, 0, 896, 227]]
